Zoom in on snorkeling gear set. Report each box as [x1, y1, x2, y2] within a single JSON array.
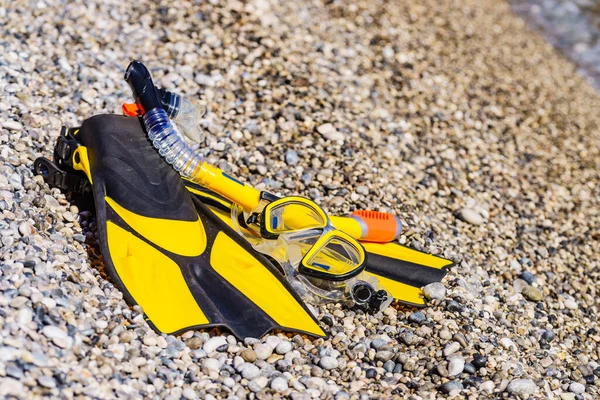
[[34, 61, 453, 339]]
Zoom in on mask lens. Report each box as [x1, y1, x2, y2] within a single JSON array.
[[304, 235, 363, 278], [266, 201, 326, 234]]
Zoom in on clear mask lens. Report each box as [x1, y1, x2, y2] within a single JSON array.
[[265, 201, 327, 234], [303, 235, 363, 278]]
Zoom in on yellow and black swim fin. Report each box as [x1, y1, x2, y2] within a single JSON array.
[[184, 183, 454, 308], [35, 115, 325, 339]]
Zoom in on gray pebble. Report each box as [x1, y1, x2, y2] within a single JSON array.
[[383, 361, 396, 373], [506, 379, 537, 395], [408, 312, 426, 324], [542, 330, 555, 342], [37, 376, 57, 389], [285, 150, 299, 165], [520, 271, 537, 284], [375, 350, 395, 363], [370, 338, 387, 349], [440, 380, 463, 394]]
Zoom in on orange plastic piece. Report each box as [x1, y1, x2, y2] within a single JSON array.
[[122, 103, 144, 117], [351, 210, 402, 243]]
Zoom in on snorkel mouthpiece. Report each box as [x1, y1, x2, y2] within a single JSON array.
[[125, 60, 163, 112]]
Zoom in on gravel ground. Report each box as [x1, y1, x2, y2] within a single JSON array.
[[1, 0, 600, 398]]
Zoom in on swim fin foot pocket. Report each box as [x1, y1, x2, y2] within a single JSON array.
[[36, 114, 325, 339]]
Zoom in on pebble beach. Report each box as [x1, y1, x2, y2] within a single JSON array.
[[1, 0, 600, 398]]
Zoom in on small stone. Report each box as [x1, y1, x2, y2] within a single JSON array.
[[440, 381, 463, 394], [285, 150, 299, 165], [569, 382, 585, 394], [356, 185, 369, 195], [399, 330, 415, 345], [457, 208, 484, 225], [564, 298, 578, 310], [370, 338, 387, 349], [480, 381, 495, 392], [448, 356, 465, 376], [241, 363, 261, 380], [520, 271, 537, 284], [42, 326, 70, 349], [365, 368, 377, 379], [5, 364, 23, 379], [18, 222, 33, 236], [255, 344, 273, 360], [241, 349, 257, 362], [383, 361, 396, 373], [472, 354, 488, 369], [317, 123, 345, 142], [37, 376, 56, 388], [408, 312, 426, 324], [375, 351, 395, 363], [522, 285, 543, 302], [186, 337, 204, 350], [463, 363, 476, 374], [443, 342, 461, 357], [2, 120, 23, 131], [203, 336, 227, 353], [319, 356, 338, 370], [182, 388, 198, 400], [500, 338, 517, 350], [542, 330, 555, 342], [506, 379, 537, 396], [446, 300, 462, 312], [275, 341, 293, 355], [248, 376, 269, 392], [423, 282, 446, 300], [271, 377, 288, 392], [195, 73, 218, 87], [203, 358, 220, 372]]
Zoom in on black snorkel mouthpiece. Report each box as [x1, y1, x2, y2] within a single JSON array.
[[124, 60, 163, 113]]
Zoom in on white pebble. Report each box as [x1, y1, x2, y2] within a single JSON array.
[[42, 326, 70, 349], [240, 363, 260, 380], [319, 356, 339, 370], [275, 340, 293, 354], [2, 120, 23, 131], [203, 336, 227, 353], [423, 282, 446, 300], [254, 343, 273, 360], [448, 356, 465, 376], [569, 382, 585, 394], [506, 379, 537, 396], [271, 377, 288, 392], [457, 208, 484, 225], [202, 358, 220, 372]]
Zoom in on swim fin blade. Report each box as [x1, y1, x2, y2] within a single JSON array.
[[184, 183, 454, 308], [37, 115, 325, 339]]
